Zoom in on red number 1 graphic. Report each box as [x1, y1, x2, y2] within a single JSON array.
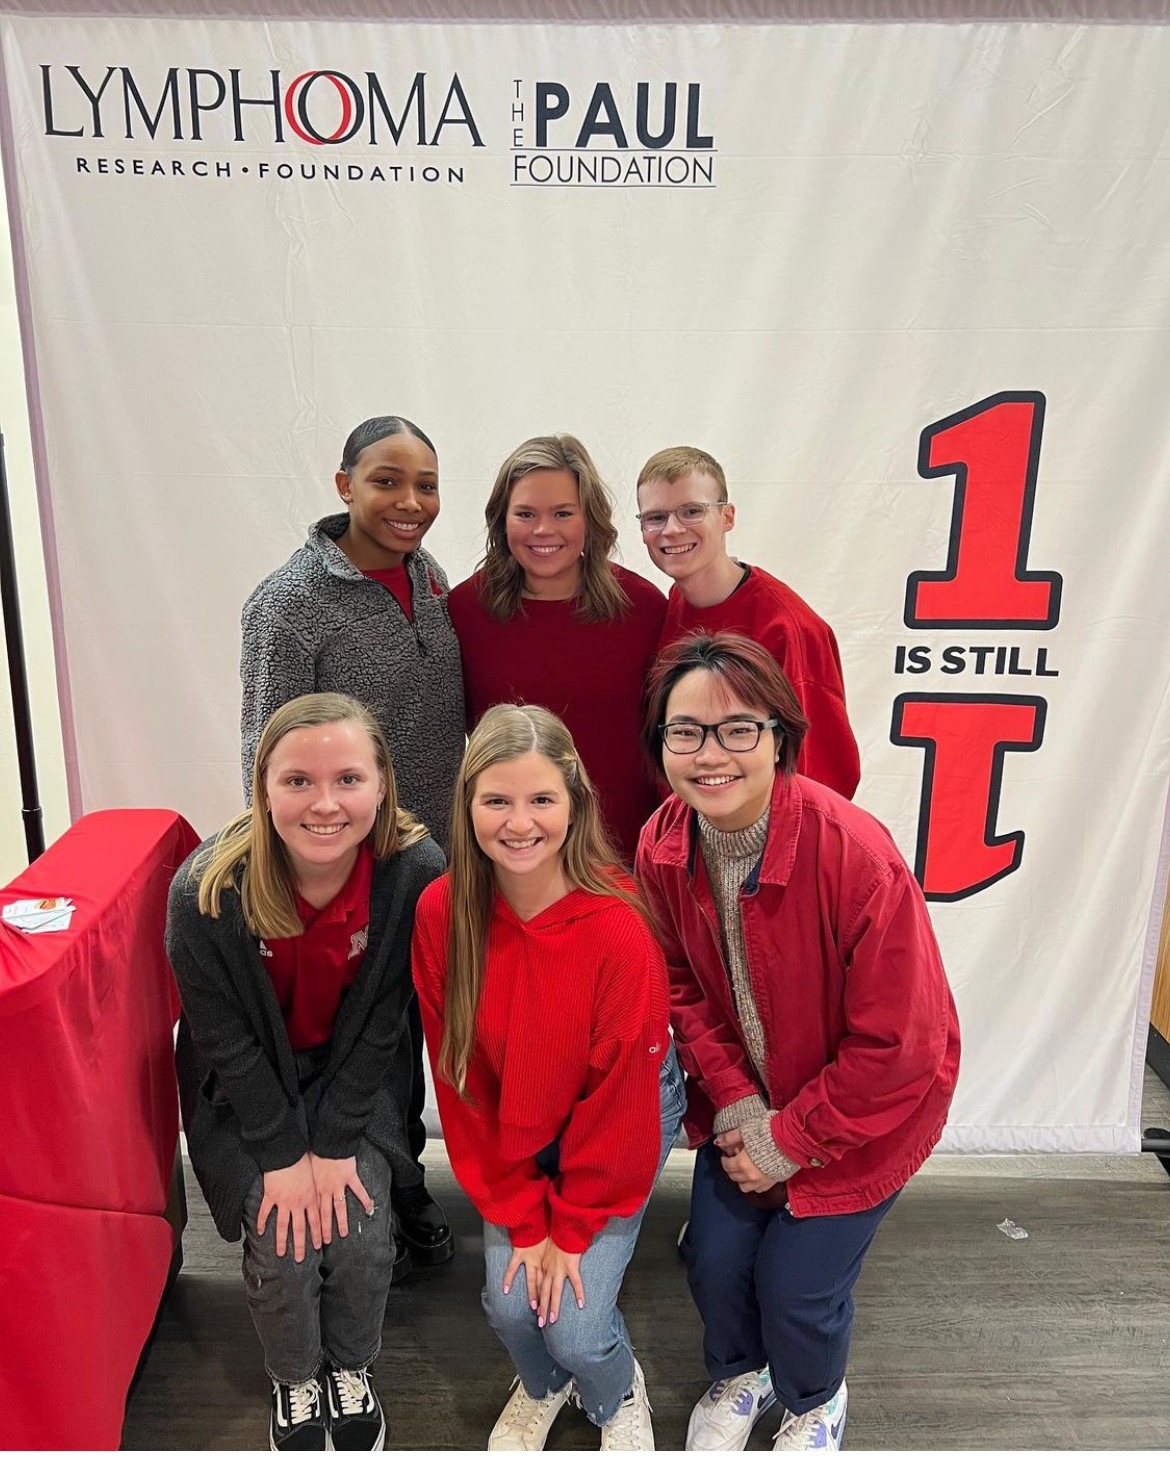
[[892, 695, 1047, 900], [906, 392, 1062, 629]]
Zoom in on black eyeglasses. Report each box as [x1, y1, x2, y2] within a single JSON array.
[[660, 718, 779, 754]]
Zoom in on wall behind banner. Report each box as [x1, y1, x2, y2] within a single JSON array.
[[0, 149, 67, 884], [2, 13, 1169, 1155]]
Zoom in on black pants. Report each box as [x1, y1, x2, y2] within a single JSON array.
[[406, 990, 427, 1169]]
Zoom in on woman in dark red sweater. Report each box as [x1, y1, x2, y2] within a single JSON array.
[[412, 703, 684, 1451], [446, 435, 666, 866]]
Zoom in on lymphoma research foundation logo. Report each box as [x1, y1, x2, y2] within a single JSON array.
[[38, 61, 717, 189], [41, 60, 482, 184]]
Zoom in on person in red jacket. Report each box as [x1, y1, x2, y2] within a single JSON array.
[[635, 633, 960, 1453], [447, 434, 666, 865], [635, 447, 861, 799], [412, 703, 684, 1451]]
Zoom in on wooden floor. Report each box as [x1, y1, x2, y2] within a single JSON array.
[[122, 1073, 1170, 1452]]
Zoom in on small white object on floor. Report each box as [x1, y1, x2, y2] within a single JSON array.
[[997, 1217, 1029, 1240]]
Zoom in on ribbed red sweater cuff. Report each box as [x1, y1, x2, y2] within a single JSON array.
[[507, 1212, 550, 1248], [549, 1212, 601, 1255]]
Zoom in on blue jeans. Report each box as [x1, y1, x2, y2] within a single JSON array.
[[481, 1043, 685, 1427], [685, 1139, 898, 1416]]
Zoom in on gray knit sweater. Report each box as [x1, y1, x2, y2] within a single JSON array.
[[168, 833, 445, 1242], [698, 810, 800, 1185], [240, 515, 465, 852]]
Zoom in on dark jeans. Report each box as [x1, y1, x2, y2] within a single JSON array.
[[685, 1139, 898, 1417], [240, 1054, 396, 1384]]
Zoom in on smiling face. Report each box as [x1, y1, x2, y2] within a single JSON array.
[[470, 750, 572, 899], [661, 669, 778, 832], [263, 720, 385, 891], [335, 430, 440, 570], [504, 468, 587, 600], [637, 470, 734, 588]]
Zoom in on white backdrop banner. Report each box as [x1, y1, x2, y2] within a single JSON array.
[[2, 10, 1168, 1153]]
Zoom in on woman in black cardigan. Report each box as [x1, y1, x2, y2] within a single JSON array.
[[167, 692, 443, 1453]]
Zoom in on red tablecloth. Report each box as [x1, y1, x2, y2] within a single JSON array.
[[0, 808, 201, 1450]]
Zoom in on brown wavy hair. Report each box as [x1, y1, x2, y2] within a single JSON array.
[[478, 434, 629, 622]]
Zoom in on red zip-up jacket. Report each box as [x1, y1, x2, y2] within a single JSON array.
[[635, 772, 960, 1216]]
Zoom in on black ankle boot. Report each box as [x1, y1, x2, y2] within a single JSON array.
[[394, 1184, 454, 1266]]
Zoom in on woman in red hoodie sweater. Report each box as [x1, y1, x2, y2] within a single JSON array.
[[412, 703, 684, 1452]]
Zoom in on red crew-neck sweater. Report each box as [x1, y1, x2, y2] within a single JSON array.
[[411, 874, 669, 1253], [447, 565, 666, 865], [660, 566, 861, 799]]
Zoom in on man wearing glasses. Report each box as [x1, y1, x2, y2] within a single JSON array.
[[635, 447, 860, 799]]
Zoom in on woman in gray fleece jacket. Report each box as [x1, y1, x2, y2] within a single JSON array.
[[168, 693, 444, 1452], [241, 415, 464, 1274]]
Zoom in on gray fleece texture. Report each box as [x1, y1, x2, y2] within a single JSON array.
[[240, 515, 465, 852]]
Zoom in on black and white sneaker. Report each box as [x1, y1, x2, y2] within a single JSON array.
[[325, 1366, 386, 1451], [270, 1376, 329, 1451]]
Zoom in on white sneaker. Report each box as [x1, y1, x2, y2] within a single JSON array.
[[686, 1366, 777, 1451], [600, 1360, 654, 1450], [487, 1375, 574, 1451], [772, 1382, 847, 1451]]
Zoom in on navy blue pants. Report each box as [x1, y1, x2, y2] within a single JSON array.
[[684, 1140, 898, 1416]]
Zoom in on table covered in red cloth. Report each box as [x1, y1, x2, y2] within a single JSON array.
[[0, 808, 201, 1450]]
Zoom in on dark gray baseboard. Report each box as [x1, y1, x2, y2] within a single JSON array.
[[1147, 1022, 1170, 1091]]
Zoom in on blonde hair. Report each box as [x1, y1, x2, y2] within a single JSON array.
[[636, 445, 728, 499], [479, 434, 629, 622], [440, 703, 646, 1095], [194, 693, 426, 938]]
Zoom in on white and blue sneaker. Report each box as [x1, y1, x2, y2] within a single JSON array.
[[772, 1381, 847, 1451], [685, 1366, 778, 1450]]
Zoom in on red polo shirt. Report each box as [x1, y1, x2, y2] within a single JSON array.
[[363, 564, 445, 623], [260, 845, 373, 1050], [363, 566, 415, 622]]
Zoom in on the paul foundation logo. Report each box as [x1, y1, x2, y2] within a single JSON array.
[[510, 79, 715, 188], [40, 62, 483, 185], [891, 392, 1062, 901]]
